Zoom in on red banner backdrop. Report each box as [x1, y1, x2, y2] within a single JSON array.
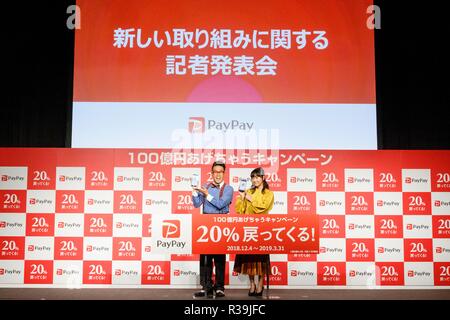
[[0, 148, 449, 287]]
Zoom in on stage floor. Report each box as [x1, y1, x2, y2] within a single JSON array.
[[1, 288, 449, 300]]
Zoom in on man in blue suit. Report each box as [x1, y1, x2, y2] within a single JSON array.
[[192, 160, 234, 298]]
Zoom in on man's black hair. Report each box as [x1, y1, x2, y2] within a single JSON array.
[[212, 160, 226, 171]]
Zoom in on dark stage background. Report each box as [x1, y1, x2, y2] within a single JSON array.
[[2, 0, 449, 149]]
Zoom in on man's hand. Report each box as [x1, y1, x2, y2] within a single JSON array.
[[194, 187, 209, 196]]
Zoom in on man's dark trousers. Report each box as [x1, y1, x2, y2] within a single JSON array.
[[199, 254, 225, 291]]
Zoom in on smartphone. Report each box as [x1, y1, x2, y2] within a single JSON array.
[[191, 173, 199, 188], [238, 178, 247, 192]]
